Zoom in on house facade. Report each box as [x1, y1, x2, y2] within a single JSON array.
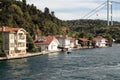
[[0, 26, 27, 57], [78, 38, 91, 48], [93, 36, 107, 48], [34, 36, 60, 51], [70, 38, 75, 48], [56, 35, 71, 49], [70, 38, 80, 48]]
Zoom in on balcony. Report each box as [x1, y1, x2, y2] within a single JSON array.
[[17, 35, 26, 42], [15, 42, 26, 50]]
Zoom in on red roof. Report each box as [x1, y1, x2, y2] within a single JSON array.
[[93, 36, 106, 41], [79, 38, 89, 42], [56, 35, 70, 39], [34, 36, 56, 45], [0, 26, 20, 32]]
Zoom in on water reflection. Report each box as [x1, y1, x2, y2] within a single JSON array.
[[47, 52, 66, 61], [1, 44, 120, 80], [48, 52, 59, 58], [0, 58, 31, 80]]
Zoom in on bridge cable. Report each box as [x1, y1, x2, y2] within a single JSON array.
[[86, 4, 107, 19], [81, 1, 106, 19]]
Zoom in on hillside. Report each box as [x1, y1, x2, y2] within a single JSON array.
[[1, 0, 120, 43], [65, 19, 120, 42], [0, 0, 69, 37]]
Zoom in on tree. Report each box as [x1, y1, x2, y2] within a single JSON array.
[[51, 11, 55, 17], [0, 0, 70, 43], [27, 34, 38, 52], [22, 0, 26, 5], [44, 7, 49, 14], [10, 4, 23, 16]]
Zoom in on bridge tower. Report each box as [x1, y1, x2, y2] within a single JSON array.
[[107, 0, 113, 26]]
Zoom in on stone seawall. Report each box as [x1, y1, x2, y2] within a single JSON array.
[[0, 50, 61, 61]]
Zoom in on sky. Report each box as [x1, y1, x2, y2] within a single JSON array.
[[27, 0, 120, 21]]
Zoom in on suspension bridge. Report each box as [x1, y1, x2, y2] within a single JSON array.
[[82, 0, 120, 26]]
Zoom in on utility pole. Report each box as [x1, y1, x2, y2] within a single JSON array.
[[2, 26, 5, 53]]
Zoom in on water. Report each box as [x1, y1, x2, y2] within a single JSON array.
[[1, 44, 120, 80]]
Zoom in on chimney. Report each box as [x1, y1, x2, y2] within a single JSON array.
[[2, 26, 5, 32], [65, 35, 68, 37], [60, 35, 62, 37], [35, 34, 38, 40]]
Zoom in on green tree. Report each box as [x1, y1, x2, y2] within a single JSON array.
[[9, 4, 23, 16], [22, 0, 26, 5], [27, 34, 38, 52], [51, 11, 55, 17], [44, 7, 50, 14]]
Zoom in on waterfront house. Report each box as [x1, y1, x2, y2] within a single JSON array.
[[56, 35, 71, 49], [93, 36, 108, 48], [78, 38, 91, 48], [34, 36, 60, 52], [70, 38, 76, 48], [0, 26, 27, 57], [70, 38, 80, 48]]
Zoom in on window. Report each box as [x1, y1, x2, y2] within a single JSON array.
[[38, 38, 46, 42], [10, 43, 14, 47], [18, 42, 25, 47], [11, 34, 14, 39], [19, 33, 25, 40]]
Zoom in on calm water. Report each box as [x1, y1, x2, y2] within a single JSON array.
[[1, 44, 120, 80]]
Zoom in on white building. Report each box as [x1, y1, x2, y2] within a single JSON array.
[[0, 26, 27, 57], [34, 36, 60, 51], [70, 38, 79, 48], [56, 35, 71, 49], [93, 36, 107, 48]]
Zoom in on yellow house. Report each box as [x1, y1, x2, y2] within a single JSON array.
[[0, 26, 27, 57]]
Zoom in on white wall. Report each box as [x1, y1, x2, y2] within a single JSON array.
[[9, 33, 15, 50], [58, 38, 70, 48], [96, 39, 106, 47], [48, 39, 59, 51]]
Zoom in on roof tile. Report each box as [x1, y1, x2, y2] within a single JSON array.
[[0, 26, 20, 32], [34, 36, 56, 45]]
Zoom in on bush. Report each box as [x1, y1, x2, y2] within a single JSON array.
[[28, 48, 39, 53], [0, 52, 6, 57], [115, 38, 120, 43]]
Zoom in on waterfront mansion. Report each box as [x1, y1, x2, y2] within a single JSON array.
[[0, 26, 27, 57]]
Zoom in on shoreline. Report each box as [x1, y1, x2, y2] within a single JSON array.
[[0, 45, 109, 61], [0, 50, 61, 61]]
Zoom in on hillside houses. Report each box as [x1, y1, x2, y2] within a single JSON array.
[[0, 26, 111, 57]]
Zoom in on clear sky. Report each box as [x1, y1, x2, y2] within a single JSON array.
[[27, 0, 120, 21]]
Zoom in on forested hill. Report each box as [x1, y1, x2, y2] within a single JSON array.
[[0, 0, 69, 37], [1, 0, 120, 43], [65, 19, 120, 42]]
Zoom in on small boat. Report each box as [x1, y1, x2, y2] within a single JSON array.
[[67, 48, 72, 54]]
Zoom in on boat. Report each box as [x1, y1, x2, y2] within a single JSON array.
[[67, 48, 72, 54]]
